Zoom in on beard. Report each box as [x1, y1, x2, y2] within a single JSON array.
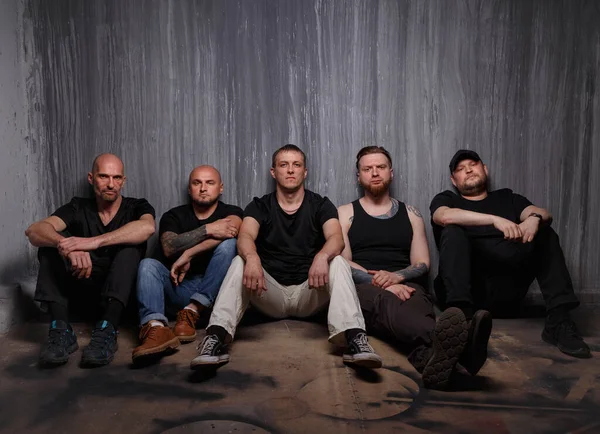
[[457, 175, 487, 196], [193, 196, 219, 208], [361, 178, 392, 197], [100, 190, 119, 202]]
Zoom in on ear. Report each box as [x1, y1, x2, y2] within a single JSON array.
[[483, 164, 488, 177], [219, 183, 224, 194], [87, 172, 93, 185], [270, 167, 276, 179], [122, 175, 127, 186], [390, 168, 394, 179]]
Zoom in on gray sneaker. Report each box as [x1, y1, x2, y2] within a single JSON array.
[[190, 334, 230, 370], [343, 332, 383, 369]]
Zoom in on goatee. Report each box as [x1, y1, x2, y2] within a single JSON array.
[[362, 179, 391, 197]]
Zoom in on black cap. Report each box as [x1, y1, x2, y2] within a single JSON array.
[[449, 150, 481, 173]]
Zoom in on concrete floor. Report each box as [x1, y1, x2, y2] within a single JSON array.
[[1, 307, 599, 434]]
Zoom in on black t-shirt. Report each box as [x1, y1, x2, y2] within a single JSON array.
[[429, 188, 532, 245], [157, 201, 243, 276], [244, 190, 338, 285], [52, 196, 156, 259]]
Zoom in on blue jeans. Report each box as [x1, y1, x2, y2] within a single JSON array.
[[136, 238, 237, 325], [352, 267, 373, 285]]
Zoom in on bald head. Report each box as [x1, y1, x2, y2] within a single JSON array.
[[188, 165, 223, 209], [92, 153, 124, 175]]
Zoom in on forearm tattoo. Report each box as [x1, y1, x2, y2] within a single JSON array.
[[162, 225, 208, 257], [395, 262, 428, 282]]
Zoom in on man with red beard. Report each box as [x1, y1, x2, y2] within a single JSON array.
[[191, 144, 383, 370], [431, 150, 590, 359], [339, 146, 481, 389], [26, 154, 156, 367]]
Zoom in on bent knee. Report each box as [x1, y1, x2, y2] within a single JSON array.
[[329, 255, 350, 272], [215, 238, 237, 254], [138, 258, 164, 274]]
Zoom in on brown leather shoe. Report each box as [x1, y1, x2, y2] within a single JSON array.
[[132, 323, 180, 361], [174, 309, 200, 343]]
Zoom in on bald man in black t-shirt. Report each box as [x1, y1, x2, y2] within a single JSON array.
[[431, 150, 590, 362], [26, 154, 156, 367]]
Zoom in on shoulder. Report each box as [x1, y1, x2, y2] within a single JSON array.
[[218, 201, 244, 216], [405, 203, 423, 219], [244, 193, 273, 215], [432, 190, 457, 201], [337, 203, 354, 227], [164, 204, 190, 217]]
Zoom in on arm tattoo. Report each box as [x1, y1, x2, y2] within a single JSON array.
[[349, 216, 354, 223], [161, 225, 208, 257], [394, 262, 428, 282], [373, 198, 400, 219], [406, 205, 422, 218]]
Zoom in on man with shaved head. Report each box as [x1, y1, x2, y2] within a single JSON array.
[[132, 165, 242, 363], [26, 153, 156, 367]]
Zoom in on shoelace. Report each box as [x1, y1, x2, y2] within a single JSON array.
[[47, 329, 70, 349], [198, 335, 219, 355], [353, 333, 373, 353], [556, 320, 583, 341], [89, 328, 114, 349]]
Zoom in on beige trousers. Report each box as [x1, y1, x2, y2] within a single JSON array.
[[208, 255, 365, 346]]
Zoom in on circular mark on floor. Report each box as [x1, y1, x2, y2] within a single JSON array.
[[162, 420, 270, 434], [297, 367, 419, 420], [255, 396, 309, 420]]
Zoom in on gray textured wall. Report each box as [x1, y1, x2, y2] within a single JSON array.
[[21, 0, 600, 299], [0, 0, 34, 332]]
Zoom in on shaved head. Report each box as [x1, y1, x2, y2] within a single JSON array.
[[92, 153, 124, 175], [188, 165, 221, 185]]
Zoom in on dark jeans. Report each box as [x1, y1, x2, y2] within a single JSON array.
[[356, 283, 435, 372], [434, 224, 579, 315], [34, 246, 144, 315]]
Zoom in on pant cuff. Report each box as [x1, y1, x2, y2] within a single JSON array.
[[140, 313, 169, 326], [190, 293, 212, 308]]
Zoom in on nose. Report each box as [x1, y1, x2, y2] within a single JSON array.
[[107, 177, 114, 188]]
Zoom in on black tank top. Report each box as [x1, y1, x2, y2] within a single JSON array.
[[348, 199, 412, 271]]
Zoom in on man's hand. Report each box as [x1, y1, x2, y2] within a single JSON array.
[[492, 216, 523, 241], [385, 284, 415, 301], [68, 251, 93, 279], [242, 255, 266, 296], [368, 269, 401, 288], [519, 216, 540, 243], [207, 218, 239, 240], [308, 253, 329, 289], [170, 253, 191, 285], [58, 236, 101, 256]]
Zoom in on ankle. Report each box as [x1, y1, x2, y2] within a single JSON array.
[[206, 325, 228, 343]]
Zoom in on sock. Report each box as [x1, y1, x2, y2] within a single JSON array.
[[206, 325, 228, 343], [149, 320, 164, 328], [344, 328, 364, 343], [184, 306, 198, 313], [101, 298, 124, 328], [48, 302, 69, 323]]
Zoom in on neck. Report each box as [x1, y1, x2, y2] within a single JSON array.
[[460, 189, 488, 201], [192, 200, 219, 219], [96, 195, 122, 214], [361, 190, 392, 206], [276, 185, 305, 212]]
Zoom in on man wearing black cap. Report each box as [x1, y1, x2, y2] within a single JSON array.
[[430, 150, 591, 361]]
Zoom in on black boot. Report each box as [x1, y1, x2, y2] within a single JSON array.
[[81, 320, 118, 367], [39, 320, 79, 366]]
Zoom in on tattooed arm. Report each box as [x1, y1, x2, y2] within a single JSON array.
[[161, 216, 241, 258]]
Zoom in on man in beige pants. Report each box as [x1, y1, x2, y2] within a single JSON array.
[[191, 144, 383, 370]]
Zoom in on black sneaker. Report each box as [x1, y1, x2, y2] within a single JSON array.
[[342, 332, 383, 369], [542, 318, 591, 358], [459, 310, 492, 375], [81, 320, 118, 367], [39, 320, 79, 366], [422, 307, 469, 389], [190, 334, 230, 369]]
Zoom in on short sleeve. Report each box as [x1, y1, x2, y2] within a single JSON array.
[[244, 197, 268, 226], [132, 198, 156, 219], [317, 197, 338, 227], [223, 204, 244, 219], [512, 193, 533, 218], [159, 210, 181, 236], [429, 190, 455, 216], [51, 198, 80, 228]]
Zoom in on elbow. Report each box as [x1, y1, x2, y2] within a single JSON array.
[[434, 215, 449, 227], [25, 224, 37, 244], [146, 222, 156, 239]]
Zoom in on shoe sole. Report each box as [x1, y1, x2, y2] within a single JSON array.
[[132, 337, 181, 361], [40, 342, 79, 366], [190, 355, 230, 370], [541, 332, 592, 359], [175, 333, 196, 343], [461, 310, 492, 375], [342, 353, 383, 369], [422, 307, 469, 390]]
